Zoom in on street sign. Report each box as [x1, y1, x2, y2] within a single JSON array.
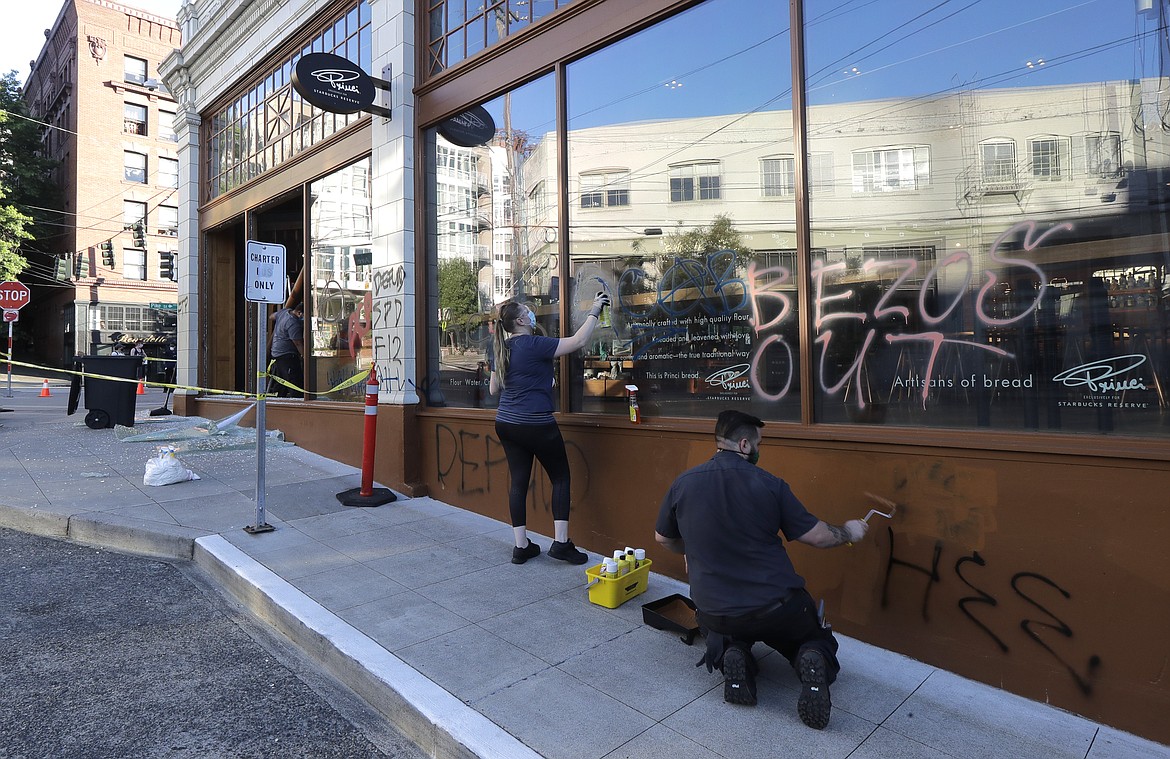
[[244, 241, 286, 304], [149, 302, 178, 311], [3, 309, 17, 323], [0, 281, 31, 311]]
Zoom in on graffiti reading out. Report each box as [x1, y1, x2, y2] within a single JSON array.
[[880, 527, 1102, 696]]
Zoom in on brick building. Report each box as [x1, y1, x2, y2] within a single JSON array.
[[21, 0, 180, 373]]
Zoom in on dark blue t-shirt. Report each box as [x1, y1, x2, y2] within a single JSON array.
[[656, 450, 819, 616], [496, 334, 559, 424]]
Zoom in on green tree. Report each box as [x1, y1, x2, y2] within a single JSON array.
[[437, 257, 481, 348], [0, 70, 64, 280], [664, 213, 752, 259]]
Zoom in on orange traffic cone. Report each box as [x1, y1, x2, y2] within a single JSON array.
[[39, 379, 51, 397], [136, 381, 146, 395]]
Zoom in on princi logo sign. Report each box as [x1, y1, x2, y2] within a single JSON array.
[[292, 53, 377, 115]]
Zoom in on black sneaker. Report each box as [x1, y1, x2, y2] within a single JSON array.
[[722, 645, 757, 705], [547, 539, 588, 564], [511, 539, 540, 564], [797, 649, 831, 729]]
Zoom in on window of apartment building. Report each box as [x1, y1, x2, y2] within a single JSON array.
[[159, 157, 179, 188], [1085, 132, 1121, 177], [124, 103, 147, 136], [124, 151, 147, 183], [124, 56, 147, 86], [100, 304, 146, 331], [425, 0, 580, 76], [980, 140, 1017, 184], [579, 171, 630, 208], [670, 162, 721, 202], [851, 146, 930, 192], [1029, 136, 1069, 181], [158, 110, 176, 141], [123, 200, 147, 230], [123, 249, 147, 281], [761, 157, 795, 196], [158, 205, 178, 236], [203, 1, 370, 200]]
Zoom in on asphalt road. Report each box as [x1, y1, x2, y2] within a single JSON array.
[[0, 527, 427, 759]]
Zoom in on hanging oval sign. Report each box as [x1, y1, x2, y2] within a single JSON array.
[[291, 52, 376, 115], [437, 105, 496, 147]]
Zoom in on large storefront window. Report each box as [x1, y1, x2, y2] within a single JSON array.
[[805, 0, 1170, 434], [204, 1, 370, 200], [424, 75, 558, 408], [308, 158, 373, 401], [565, 0, 797, 420]]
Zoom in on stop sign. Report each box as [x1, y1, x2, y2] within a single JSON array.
[[0, 281, 30, 311]]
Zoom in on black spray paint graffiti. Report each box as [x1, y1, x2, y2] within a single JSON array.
[[433, 423, 591, 510], [880, 527, 1101, 695], [370, 264, 407, 394]]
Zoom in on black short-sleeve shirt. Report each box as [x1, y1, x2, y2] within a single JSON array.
[[656, 450, 819, 616]]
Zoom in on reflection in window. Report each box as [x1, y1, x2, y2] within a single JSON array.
[[158, 205, 178, 236], [158, 110, 176, 141], [159, 157, 179, 188], [670, 162, 721, 202], [580, 171, 630, 208], [124, 103, 147, 135], [805, 0, 1170, 436], [1085, 133, 1121, 178], [1030, 137, 1068, 181], [123, 249, 146, 281], [308, 157, 373, 402], [424, 74, 558, 409], [124, 56, 147, 85], [566, 0, 795, 421], [123, 200, 146, 228], [124, 151, 146, 183], [851, 146, 929, 193]]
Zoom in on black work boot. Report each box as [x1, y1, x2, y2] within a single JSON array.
[[797, 649, 831, 729], [722, 644, 758, 705]]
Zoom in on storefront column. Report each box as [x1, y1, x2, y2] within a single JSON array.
[[367, 0, 419, 406], [163, 63, 200, 410]]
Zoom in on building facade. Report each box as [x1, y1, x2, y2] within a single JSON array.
[[22, 0, 181, 373], [162, 0, 1170, 742]]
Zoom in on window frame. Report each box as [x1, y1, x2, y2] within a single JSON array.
[[123, 151, 147, 184]]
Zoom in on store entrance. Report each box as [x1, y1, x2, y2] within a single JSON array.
[[251, 192, 305, 396]]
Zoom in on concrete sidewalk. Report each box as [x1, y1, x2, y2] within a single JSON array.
[[1, 386, 1167, 759]]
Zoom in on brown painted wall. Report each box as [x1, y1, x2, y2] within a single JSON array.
[[413, 410, 1170, 744]]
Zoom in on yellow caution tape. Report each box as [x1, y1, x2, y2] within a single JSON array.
[[2, 352, 372, 401]]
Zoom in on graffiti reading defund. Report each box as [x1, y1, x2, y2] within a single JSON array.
[[370, 264, 406, 393], [433, 423, 591, 509]]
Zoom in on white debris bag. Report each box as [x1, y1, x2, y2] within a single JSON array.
[[143, 445, 200, 486]]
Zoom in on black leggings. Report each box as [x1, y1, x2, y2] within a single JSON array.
[[495, 421, 571, 527]]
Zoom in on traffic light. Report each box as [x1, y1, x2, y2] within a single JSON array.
[[159, 250, 175, 281], [100, 240, 115, 268], [74, 251, 89, 278], [132, 222, 146, 248], [55, 255, 68, 281]]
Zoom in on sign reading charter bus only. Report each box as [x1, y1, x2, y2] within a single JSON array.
[[245, 241, 286, 304]]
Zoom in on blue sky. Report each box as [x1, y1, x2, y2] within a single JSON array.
[[2, 0, 181, 82]]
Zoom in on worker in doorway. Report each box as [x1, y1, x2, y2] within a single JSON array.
[[655, 409, 869, 730], [268, 302, 304, 398]]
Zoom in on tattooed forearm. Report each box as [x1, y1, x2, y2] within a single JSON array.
[[825, 523, 852, 546]]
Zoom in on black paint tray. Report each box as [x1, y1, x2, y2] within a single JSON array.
[[641, 593, 700, 645]]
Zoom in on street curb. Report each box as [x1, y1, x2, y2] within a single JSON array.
[[0, 503, 203, 560], [194, 534, 542, 759]]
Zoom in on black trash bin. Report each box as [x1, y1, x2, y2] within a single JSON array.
[[77, 355, 143, 429]]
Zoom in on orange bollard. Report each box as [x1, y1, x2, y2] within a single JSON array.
[[136, 381, 146, 395], [39, 379, 51, 397]]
